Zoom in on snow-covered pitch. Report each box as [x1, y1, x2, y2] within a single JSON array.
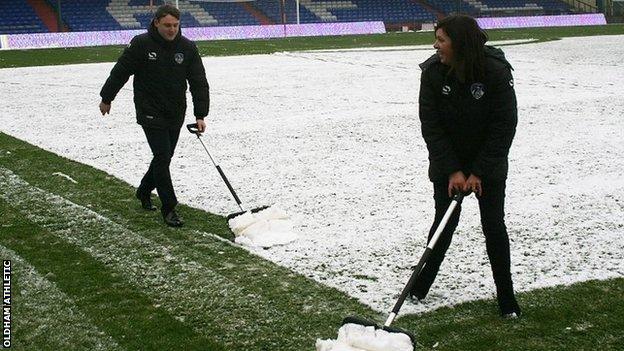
[[1, 35, 622, 314]]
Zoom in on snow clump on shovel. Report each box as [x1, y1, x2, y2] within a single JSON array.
[[228, 206, 298, 248], [316, 323, 414, 351]]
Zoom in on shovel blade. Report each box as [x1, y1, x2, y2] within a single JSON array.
[[226, 205, 271, 220], [342, 316, 416, 344]]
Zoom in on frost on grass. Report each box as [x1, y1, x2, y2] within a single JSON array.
[[0, 167, 327, 348], [0, 245, 121, 350], [52, 171, 78, 184]]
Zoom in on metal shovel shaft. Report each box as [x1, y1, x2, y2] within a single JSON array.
[[385, 193, 465, 327], [194, 134, 244, 213]]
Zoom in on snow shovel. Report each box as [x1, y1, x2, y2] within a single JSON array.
[[186, 123, 269, 220], [342, 192, 467, 344]]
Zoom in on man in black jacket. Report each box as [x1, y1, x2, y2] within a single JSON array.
[[413, 16, 521, 318], [99, 4, 209, 227]]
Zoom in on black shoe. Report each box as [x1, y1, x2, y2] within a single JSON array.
[[501, 311, 521, 319], [136, 190, 156, 211], [163, 210, 184, 227], [408, 286, 426, 302], [499, 296, 522, 319], [408, 293, 422, 304]]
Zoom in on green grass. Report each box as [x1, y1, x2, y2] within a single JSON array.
[[0, 132, 378, 350], [1, 131, 623, 350], [0, 24, 623, 68], [0, 202, 223, 350], [405, 279, 624, 350]]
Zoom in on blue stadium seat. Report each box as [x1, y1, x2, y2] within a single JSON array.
[[0, 0, 575, 35], [426, 0, 572, 16], [254, 0, 437, 24], [0, 2, 47, 35], [50, 0, 122, 32], [44, 0, 261, 32]]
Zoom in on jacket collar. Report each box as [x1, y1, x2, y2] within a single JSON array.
[[419, 54, 440, 71], [484, 45, 513, 70], [419, 45, 513, 71]]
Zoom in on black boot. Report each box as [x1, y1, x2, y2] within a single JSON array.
[[408, 286, 426, 303], [163, 210, 184, 227], [498, 294, 522, 319], [136, 190, 156, 211]]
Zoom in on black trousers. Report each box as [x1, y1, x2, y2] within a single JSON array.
[[137, 126, 181, 215], [412, 181, 516, 307]]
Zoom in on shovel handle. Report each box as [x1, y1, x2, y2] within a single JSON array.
[[387, 192, 467, 320], [188, 129, 245, 212], [216, 165, 242, 206], [186, 123, 200, 135]]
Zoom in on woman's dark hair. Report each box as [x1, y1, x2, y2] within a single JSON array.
[[154, 4, 180, 20], [435, 15, 488, 82]]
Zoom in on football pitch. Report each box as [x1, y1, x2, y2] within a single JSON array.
[[0, 25, 623, 350]]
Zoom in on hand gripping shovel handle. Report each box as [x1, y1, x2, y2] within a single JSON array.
[[385, 192, 466, 327], [187, 122, 206, 135], [186, 123, 244, 211]]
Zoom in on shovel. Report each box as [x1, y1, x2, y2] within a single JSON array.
[[342, 192, 467, 344], [186, 123, 270, 220]]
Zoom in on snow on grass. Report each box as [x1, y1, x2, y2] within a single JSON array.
[[0, 167, 297, 347], [52, 171, 79, 183], [303, 39, 538, 54], [0, 36, 623, 315], [0, 245, 122, 350]]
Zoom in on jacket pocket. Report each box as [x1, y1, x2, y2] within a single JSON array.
[[136, 106, 168, 129]]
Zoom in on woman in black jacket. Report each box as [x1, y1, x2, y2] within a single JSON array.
[[413, 15, 521, 318]]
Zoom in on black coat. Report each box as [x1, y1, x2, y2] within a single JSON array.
[[418, 46, 517, 183], [100, 22, 209, 129]]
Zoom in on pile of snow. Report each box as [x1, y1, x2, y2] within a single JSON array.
[[316, 323, 413, 351], [228, 206, 298, 248]]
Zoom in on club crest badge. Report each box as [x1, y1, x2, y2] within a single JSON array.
[[470, 83, 485, 100], [442, 85, 451, 95], [175, 53, 184, 64]]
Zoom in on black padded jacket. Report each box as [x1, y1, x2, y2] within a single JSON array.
[[418, 46, 518, 183], [100, 22, 209, 129]]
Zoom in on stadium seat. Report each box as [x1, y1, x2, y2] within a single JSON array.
[[426, 0, 573, 16], [1, 0, 575, 35], [0, 2, 47, 35], [254, 0, 437, 24]]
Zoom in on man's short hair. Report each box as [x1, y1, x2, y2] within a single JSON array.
[[154, 4, 181, 20]]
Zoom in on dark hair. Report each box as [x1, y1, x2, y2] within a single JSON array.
[[154, 4, 180, 21], [435, 15, 488, 82]]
